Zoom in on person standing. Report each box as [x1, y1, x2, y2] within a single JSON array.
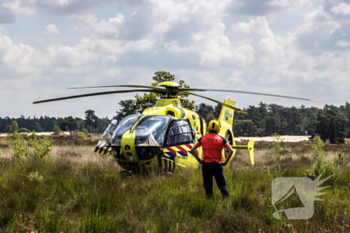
[[191, 120, 233, 198]]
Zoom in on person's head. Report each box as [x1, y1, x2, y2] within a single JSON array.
[[207, 120, 221, 134]]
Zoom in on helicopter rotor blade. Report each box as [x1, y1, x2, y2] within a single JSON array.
[[185, 92, 248, 114], [178, 88, 325, 103], [68, 84, 168, 93], [33, 89, 164, 104]]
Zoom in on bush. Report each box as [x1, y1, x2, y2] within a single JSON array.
[[30, 137, 54, 159], [18, 127, 30, 133], [311, 134, 325, 159], [338, 150, 344, 166], [82, 128, 89, 136], [10, 133, 29, 159], [8, 131, 54, 159], [29, 130, 37, 141], [0, 149, 2, 158], [9, 121, 19, 133], [273, 132, 284, 157], [310, 153, 336, 178], [53, 125, 61, 135], [75, 132, 87, 141], [27, 172, 43, 183]]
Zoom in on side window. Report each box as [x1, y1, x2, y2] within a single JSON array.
[[101, 116, 119, 144], [165, 119, 195, 147]]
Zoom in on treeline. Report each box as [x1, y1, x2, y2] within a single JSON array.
[[2, 102, 350, 143], [0, 110, 110, 134], [196, 102, 350, 143]]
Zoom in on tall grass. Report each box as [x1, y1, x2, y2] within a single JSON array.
[[0, 140, 349, 232]]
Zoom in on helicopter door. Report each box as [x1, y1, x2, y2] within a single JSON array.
[[160, 118, 197, 172]]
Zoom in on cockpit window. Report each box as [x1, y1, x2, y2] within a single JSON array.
[[134, 115, 171, 147], [111, 114, 141, 146], [101, 116, 119, 144], [165, 119, 195, 147]]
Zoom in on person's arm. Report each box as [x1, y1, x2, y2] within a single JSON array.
[[222, 141, 233, 166], [191, 144, 203, 164]]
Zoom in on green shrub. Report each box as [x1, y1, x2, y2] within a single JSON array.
[[273, 132, 284, 156], [310, 153, 336, 178], [311, 134, 325, 159], [338, 150, 344, 166], [75, 132, 87, 141], [10, 133, 29, 159], [82, 128, 89, 136], [30, 137, 54, 158], [53, 125, 61, 135], [29, 130, 37, 141], [9, 121, 19, 133], [8, 130, 53, 159], [18, 127, 30, 132], [0, 149, 2, 158], [27, 172, 43, 183]]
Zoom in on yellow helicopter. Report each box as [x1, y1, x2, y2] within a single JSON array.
[[33, 81, 324, 172]]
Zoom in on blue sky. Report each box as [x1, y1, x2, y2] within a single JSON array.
[[0, 0, 349, 118]]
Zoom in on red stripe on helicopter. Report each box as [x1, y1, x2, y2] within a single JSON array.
[[167, 147, 177, 156], [167, 147, 177, 157], [175, 145, 188, 156], [103, 148, 110, 155], [184, 144, 198, 154]]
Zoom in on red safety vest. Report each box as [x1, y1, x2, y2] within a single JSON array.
[[195, 133, 229, 165]]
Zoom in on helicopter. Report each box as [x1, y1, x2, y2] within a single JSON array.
[[33, 81, 325, 172]]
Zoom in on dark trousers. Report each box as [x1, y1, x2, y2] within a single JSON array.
[[202, 162, 230, 198]]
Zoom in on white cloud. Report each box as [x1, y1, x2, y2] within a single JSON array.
[[2, 0, 350, 117], [227, 0, 313, 16], [267, 0, 310, 8], [0, 33, 42, 74], [336, 40, 350, 47], [305, 6, 332, 21], [72, 13, 124, 37], [331, 3, 350, 15], [45, 24, 59, 34]]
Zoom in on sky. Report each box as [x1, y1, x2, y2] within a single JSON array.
[[0, 0, 349, 119]]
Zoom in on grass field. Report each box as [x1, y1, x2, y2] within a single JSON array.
[[0, 137, 349, 232]]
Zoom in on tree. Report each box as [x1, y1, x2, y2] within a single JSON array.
[[85, 110, 97, 132], [117, 99, 136, 119], [65, 116, 77, 132], [206, 112, 216, 123], [214, 103, 222, 119], [76, 118, 85, 132], [5, 124, 11, 133], [9, 121, 19, 133], [196, 103, 214, 120], [315, 106, 348, 143], [53, 125, 61, 135], [18, 127, 30, 132], [233, 120, 258, 137], [31, 122, 43, 132], [130, 71, 196, 113]]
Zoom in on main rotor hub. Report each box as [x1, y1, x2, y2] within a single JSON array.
[[157, 81, 181, 87], [157, 81, 181, 97]]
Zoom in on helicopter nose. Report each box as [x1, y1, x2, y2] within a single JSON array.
[[121, 131, 138, 162]]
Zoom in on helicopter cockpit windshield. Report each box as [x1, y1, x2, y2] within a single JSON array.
[[101, 116, 119, 143], [134, 115, 171, 147], [108, 114, 141, 146]]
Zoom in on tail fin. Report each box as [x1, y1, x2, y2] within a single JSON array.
[[218, 98, 236, 126]]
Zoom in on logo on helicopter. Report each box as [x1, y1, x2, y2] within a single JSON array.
[[225, 110, 232, 120]]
